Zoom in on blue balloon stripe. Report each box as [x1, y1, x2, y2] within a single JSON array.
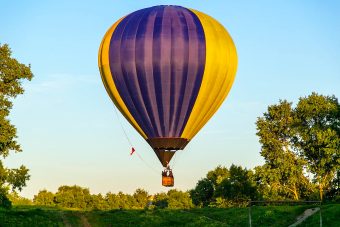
[[110, 10, 155, 136], [109, 6, 206, 138]]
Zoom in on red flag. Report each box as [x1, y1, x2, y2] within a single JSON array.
[[130, 147, 135, 155]]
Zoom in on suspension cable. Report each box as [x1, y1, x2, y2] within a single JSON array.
[[112, 105, 159, 175], [172, 145, 188, 169]]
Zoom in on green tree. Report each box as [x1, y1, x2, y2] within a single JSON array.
[[7, 191, 32, 205], [105, 192, 120, 209], [89, 193, 108, 210], [54, 185, 92, 209], [153, 192, 168, 209], [214, 165, 257, 206], [167, 189, 193, 209], [0, 187, 11, 209], [0, 44, 33, 208], [206, 165, 229, 189], [293, 93, 340, 200], [133, 188, 149, 209], [256, 100, 310, 200], [115, 191, 136, 209], [190, 178, 214, 207], [33, 190, 55, 206], [189, 166, 230, 207], [326, 170, 340, 201]]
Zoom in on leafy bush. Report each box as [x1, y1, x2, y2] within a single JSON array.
[[0, 191, 11, 209]]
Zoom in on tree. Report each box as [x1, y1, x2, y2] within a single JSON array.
[[326, 170, 340, 201], [105, 192, 120, 209], [189, 166, 229, 207], [7, 191, 32, 205], [214, 165, 257, 206], [132, 188, 149, 209], [89, 193, 108, 210], [293, 93, 340, 200], [255, 100, 310, 200], [115, 191, 136, 209], [206, 165, 229, 189], [153, 192, 168, 209], [0, 43, 33, 208], [0, 187, 11, 209], [167, 190, 193, 209], [255, 93, 339, 201], [54, 185, 92, 209], [190, 178, 214, 207], [33, 190, 55, 206]]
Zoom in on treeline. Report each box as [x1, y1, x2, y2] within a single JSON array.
[[7, 164, 338, 210], [7, 186, 193, 210], [190, 165, 339, 208]]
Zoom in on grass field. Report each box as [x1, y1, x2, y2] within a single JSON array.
[[0, 204, 338, 226]]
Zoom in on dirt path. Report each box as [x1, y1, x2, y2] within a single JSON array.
[[79, 214, 92, 227], [59, 211, 91, 227], [288, 207, 320, 227], [59, 211, 72, 227]]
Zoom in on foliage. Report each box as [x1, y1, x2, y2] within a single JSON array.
[[190, 178, 214, 207], [7, 191, 32, 206], [191, 165, 257, 208], [167, 189, 193, 209], [206, 165, 229, 188], [293, 93, 340, 200], [33, 190, 55, 206], [190, 166, 231, 207], [31, 187, 150, 210], [105, 192, 120, 209], [255, 93, 339, 201], [54, 185, 92, 209], [325, 170, 340, 202], [151, 190, 193, 209], [0, 43, 33, 208], [214, 165, 258, 205], [153, 192, 168, 209], [133, 188, 149, 209], [255, 100, 311, 200], [89, 193, 108, 210], [117, 191, 136, 209], [0, 187, 11, 209], [0, 44, 33, 156]]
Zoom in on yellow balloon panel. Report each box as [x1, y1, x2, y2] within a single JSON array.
[[181, 9, 238, 139]]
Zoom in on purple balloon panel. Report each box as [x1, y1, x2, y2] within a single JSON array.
[[109, 6, 206, 138]]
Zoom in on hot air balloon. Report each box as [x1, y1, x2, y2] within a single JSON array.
[[98, 5, 237, 187]]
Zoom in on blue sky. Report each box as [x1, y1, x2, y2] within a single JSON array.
[[1, 0, 339, 198]]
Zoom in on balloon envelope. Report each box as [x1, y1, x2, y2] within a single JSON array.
[[98, 5, 237, 166]]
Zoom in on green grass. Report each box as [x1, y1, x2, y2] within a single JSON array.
[[297, 204, 340, 227], [250, 205, 311, 226], [0, 204, 338, 226]]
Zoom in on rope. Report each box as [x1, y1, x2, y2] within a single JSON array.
[[171, 152, 178, 167], [135, 152, 159, 175], [172, 149, 183, 169], [112, 105, 159, 175], [113, 106, 133, 146], [172, 142, 191, 169]]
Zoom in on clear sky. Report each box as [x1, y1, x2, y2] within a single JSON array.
[[1, 0, 339, 198]]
